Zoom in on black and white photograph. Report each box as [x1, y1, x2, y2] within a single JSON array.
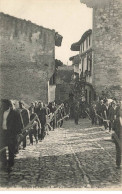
[[0, 0, 121, 190]]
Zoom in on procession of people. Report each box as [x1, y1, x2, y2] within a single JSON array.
[[64, 96, 121, 169], [84, 98, 121, 169], [0, 96, 121, 172], [0, 99, 67, 172]]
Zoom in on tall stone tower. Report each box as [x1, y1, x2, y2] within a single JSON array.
[[80, 0, 122, 100]]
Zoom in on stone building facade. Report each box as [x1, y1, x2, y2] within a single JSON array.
[[80, 0, 122, 100], [0, 12, 62, 104], [70, 29, 95, 104], [48, 72, 56, 103], [55, 65, 74, 104]]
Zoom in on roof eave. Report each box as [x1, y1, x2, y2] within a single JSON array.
[[71, 44, 80, 51], [55, 33, 63, 47], [71, 29, 92, 51]]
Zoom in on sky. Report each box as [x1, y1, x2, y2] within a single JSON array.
[[0, 0, 92, 65]]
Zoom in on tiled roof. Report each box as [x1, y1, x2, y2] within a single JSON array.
[[71, 29, 92, 51]]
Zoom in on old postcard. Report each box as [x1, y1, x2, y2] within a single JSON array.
[[0, 0, 121, 190]]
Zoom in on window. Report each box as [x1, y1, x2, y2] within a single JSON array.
[[80, 44, 82, 53], [86, 37, 88, 49], [82, 58, 84, 73], [83, 41, 84, 51], [89, 35, 91, 46], [87, 55, 89, 71], [90, 56, 92, 73]]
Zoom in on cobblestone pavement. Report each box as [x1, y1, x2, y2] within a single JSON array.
[[0, 118, 121, 189]]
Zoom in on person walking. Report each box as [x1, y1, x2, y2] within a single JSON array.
[[18, 101, 30, 149], [102, 99, 109, 129], [108, 101, 116, 132], [34, 101, 38, 114], [29, 109, 41, 145], [96, 99, 103, 126], [37, 102, 47, 140], [29, 102, 35, 113], [50, 102, 56, 130], [90, 102, 97, 125], [74, 101, 79, 125], [0, 99, 22, 171], [112, 102, 122, 169]]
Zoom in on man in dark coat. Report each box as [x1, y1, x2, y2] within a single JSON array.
[[90, 102, 97, 125], [34, 101, 38, 114], [50, 102, 56, 130], [37, 102, 47, 140], [18, 101, 30, 149], [28, 102, 35, 113], [0, 99, 22, 170], [96, 99, 103, 126], [112, 102, 122, 169], [74, 101, 79, 125], [29, 108, 41, 145], [108, 101, 116, 132], [102, 99, 109, 129]]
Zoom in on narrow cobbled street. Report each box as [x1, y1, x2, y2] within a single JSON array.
[[0, 118, 121, 189]]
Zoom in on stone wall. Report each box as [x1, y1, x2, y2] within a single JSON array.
[[92, 0, 122, 99], [0, 13, 56, 104], [55, 84, 74, 104], [55, 65, 74, 104], [81, 0, 122, 100]]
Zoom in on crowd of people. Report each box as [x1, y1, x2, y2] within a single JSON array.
[[89, 98, 120, 129], [0, 99, 67, 172], [0, 97, 121, 171], [84, 98, 121, 169], [64, 97, 121, 169]]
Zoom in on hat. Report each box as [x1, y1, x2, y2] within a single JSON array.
[[1, 99, 11, 106], [1, 99, 13, 109], [103, 99, 108, 103]]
